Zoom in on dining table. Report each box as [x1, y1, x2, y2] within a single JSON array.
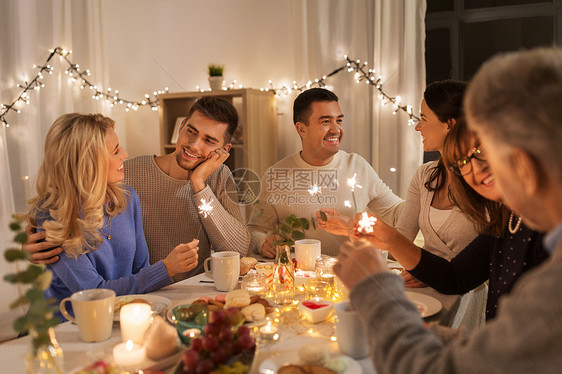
[[0, 269, 455, 374]]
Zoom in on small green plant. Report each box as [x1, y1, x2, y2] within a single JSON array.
[[4, 215, 59, 353], [208, 64, 224, 77], [253, 200, 327, 247]]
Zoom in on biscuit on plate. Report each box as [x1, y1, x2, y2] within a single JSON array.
[[224, 289, 251, 308]]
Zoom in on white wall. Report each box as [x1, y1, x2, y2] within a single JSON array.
[[101, 0, 302, 160]]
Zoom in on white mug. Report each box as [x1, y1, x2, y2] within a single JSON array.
[[334, 301, 369, 359], [204, 251, 240, 291], [60, 288, 115, 342], [295, 239, 321, 271]]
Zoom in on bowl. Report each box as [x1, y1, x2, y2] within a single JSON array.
[[172, 304, 208, 345], [298, 298, 335, 324]]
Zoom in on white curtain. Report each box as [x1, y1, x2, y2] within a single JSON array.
[[291, 0, 426, 196], [0, 0, 109, 340]]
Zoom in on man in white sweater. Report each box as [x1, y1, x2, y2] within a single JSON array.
[[248, 88, 403, 257], [335, 48, 562, 374]]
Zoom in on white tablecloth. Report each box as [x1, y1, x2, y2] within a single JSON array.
[[0, 273, 377, 373]]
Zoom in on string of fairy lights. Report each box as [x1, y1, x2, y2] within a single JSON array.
[[0, 46, 419, 128]]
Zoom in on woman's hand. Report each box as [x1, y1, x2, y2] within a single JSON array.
[[349, 212, 399, 250], [334, 239, 390, 291], [163, 239, 199, 276], [402, 271, 427, 288], [316, 208, 351, 236]]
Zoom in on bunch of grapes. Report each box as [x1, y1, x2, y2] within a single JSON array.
[[182, 308, 255, 374]]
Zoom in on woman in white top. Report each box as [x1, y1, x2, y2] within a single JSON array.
[[398, 81, 477, 274], [321, 81, 485, 326]]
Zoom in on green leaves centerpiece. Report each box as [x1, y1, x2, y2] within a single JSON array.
[[4, 216, 59, 354]]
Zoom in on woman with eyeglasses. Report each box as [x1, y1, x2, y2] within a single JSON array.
[[351, 118, 549, 320]]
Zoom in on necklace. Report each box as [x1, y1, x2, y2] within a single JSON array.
[[102, 216, 112, 240], [508, 212, 522, 234]]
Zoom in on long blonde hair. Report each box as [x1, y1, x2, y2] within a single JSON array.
[[28, 113, 128, 258]]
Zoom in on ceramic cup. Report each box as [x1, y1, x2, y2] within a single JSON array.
[[204, 251, 240, 291], [334, 301, 369, 359], [60, 288, 115, 342], [295, 239, 321, 271]]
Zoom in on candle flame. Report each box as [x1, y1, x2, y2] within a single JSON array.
[[357, 212, 377, 233], [198, 199, 213, 218], [125, 340, 134, 351]]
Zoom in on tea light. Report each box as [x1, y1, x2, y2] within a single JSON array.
[[241, 273, 267, 296], [295, 270, 317, 287], [120, 303, 152, 344], [259, 323, 279, 342], [113, 340, 146, 368], [182, 328, 201, 339]]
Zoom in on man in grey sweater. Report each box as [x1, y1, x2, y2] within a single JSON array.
[[335, 47, 562, 373], [25, 97, 250, 282]]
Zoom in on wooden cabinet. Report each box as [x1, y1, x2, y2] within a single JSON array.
[[158, 89, 278, 178]]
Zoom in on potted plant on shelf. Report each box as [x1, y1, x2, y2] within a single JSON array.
[[4, 216, 62, 373], [208, 64, 224, 91]]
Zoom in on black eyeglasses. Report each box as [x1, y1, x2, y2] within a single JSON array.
[[449, 147, 486, 176]]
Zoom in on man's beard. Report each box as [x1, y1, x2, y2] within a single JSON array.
[[176, 151, 203, 171]]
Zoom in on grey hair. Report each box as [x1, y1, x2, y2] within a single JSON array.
[[465, 47, 562, 182]]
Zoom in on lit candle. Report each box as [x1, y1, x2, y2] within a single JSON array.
[[113, 340, 146, 368], [120, 303, 152, 344], [259, 323, 279, 342], [182, 328, 201, 339]]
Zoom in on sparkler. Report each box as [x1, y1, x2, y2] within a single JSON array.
[[357, 212, 377, 234], [308, 184, 322, 196], [346, 173, 362, 211], [195, 199, 214, 239], [198, 199, 214, 218]]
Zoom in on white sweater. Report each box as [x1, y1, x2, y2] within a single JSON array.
[[247, 151, 403, 256]]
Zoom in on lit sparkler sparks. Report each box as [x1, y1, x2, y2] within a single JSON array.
[[347, 173, 362, 211], [308, 184, 322, 196], [346, 173, 362, 192], [357, 212, 377, 234], [198, 199, 214, 218]]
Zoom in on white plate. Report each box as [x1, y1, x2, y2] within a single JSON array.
[[259, 351, 362, 374], [166, 295, 276, 325], [404, 291, 442, 318], [114, 294, 172, 321]]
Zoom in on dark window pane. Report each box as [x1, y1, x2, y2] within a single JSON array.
[[426, 28, 453, 83], [428, 0, 454, 12], [462, 16, 554, 79], [464, 0, 552, 10]]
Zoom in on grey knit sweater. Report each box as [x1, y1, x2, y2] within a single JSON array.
[[350, 239, 562, 373], [124, 155, 250, 282]]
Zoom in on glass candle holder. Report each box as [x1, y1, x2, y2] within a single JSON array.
[[314, 256, 338, 300], [241, 272, 267, 297]]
